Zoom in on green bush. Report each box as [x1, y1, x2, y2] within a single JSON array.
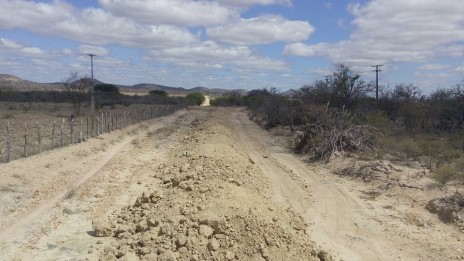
[[186, 92, 205, 106], [396, 138, 422, 159], [365, 112, 390, 131], [149, 90, 168, 97], [94, 84, 120, 94]]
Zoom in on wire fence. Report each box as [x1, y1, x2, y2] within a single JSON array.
[[0, 104, 185, 163]]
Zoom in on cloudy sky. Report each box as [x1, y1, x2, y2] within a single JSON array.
[[0, 0, 463, 91]]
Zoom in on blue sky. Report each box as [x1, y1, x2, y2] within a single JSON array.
[[0, 0, 463, 92]]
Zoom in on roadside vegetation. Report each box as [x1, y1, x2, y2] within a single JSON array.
[[211, 63, 464, 186], [186, 92, 206, 106], [0, 72, 194, 116]]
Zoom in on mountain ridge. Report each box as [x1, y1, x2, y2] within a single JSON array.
[[0, 73, 246, 96]]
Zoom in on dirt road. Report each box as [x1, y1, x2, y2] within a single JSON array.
[[0, 107, 462, 260]]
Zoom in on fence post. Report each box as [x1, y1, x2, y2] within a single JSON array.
[[111, 112, 114, 131], [37, 122, 41, 153], [6, 122, 11, 163], [101, 112, 104, 133], [92, 116, 95, 137], [24, 122, 28, 158], [80, 119, 83, 143], [52, 121, 56, 149], [61, 118, 64, 147], [86, 117, 89, 140], [96, 118, 100, 135], [70, 120, 74, 144]]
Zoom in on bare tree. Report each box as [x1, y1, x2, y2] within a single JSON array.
[[63, 72, 92, 116]]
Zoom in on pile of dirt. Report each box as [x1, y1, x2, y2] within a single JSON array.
[[426, 192, 464, 230], [94, 116, 331, 260]]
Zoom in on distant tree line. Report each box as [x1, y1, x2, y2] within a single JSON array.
[[212, 63, 464, 135], [211, 63, 464, 162]]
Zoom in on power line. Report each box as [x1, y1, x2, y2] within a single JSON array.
[[371, 64, 383, 109]]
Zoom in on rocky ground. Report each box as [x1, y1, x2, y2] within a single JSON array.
[[94, 110, 330, 261]]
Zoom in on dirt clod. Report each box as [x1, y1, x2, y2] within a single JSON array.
[[92, 219, 112, 237]]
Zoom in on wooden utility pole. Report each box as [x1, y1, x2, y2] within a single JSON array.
[[371, 64, 383, 109], [87, 53, 96, 117]]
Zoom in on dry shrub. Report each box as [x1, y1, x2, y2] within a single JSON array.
[[396, 138, 422, 159], [426, 192, 464, 227], [294, 105, 379, 161], [334, 165, 379, 182], [431, 164, 459, 186], [454, 158, 464, 183]]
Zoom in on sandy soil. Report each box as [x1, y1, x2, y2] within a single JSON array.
[[200, 96, 210, 107], [0, 107, 463, 261]]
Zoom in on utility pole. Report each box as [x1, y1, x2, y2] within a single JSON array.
[[87, 53, 96, 117], [371, 64, 383, 109]]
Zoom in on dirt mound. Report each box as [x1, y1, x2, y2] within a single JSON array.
[[426, 192, 464, 229], [96, 116, 331, 260]]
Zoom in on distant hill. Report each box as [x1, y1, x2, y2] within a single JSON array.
[[0, 73, 243, 96], [0, 73, 62, 91]]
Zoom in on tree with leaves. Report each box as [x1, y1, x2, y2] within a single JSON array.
[[328, 63, 373, 110], [186, 92, 206, 106]]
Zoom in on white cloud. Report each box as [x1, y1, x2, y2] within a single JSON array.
[[22, 47, 44, 55], [0, 37, 45, 57], [0, 1, 198, 48], [78, 45, 109, 56], [0, 38, 23, 49], [216, 0, 291, 6], [207, 15, 314, 45], [99, 0, 239, 27], [285, 0, 464, 67], [418, 64, 450, 70], [455, 65, 464, 73], [283, 43, 327, 56], [150, 41, 288, 71]]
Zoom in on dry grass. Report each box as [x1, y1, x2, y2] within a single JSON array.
[[375, 134, 464, 168], [431, 164, 460, 186]]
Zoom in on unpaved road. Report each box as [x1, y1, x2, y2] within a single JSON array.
[[0, 107, 463, 260]]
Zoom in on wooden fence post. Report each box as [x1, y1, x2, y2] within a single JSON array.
[[111, 111, 114, 131], [52, 121, 56, 149], [70, 120, 74, 144], [24, 122, 28, 157], [86, 117, 89, 140], [96, 118, 100, 135], [79, 119, 83, 143], [101, 112, 104, 133], [6, 122, 11, 163], [61, 119, 64, 147], [115, 112, 118, 130], [37, 122, 41, 153]]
